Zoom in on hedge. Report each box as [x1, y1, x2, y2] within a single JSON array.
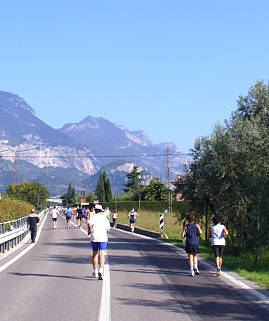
[[97, 200, 197, 214], [0, 198, 33, 222]]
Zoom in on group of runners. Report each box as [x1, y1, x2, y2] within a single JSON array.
[[50, 205, 139, 232], [47, 205, 227, 280], [49, 205, 113, 229], [181, 213, 229, 277]]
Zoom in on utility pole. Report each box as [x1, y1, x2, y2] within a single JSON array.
[[166, 148, 172, 213], [13, 152, 18, 184]]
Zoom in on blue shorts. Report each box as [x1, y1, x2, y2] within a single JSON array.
[[91, 242, 107, 251]]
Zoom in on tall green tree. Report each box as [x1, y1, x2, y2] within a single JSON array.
[[5, 180, 50, 209], [61, 183, 76, 206], [95, 170, 113, 202], [95, 171, 106, 202], [105, 176, 113, 202], [124, 165, 143, 195], [185, 81, 269, 260]]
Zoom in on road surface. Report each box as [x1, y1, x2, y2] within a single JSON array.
[[0, 213, 268, 321]]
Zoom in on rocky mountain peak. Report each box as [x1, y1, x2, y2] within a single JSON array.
[[0, 91, 36, 117]]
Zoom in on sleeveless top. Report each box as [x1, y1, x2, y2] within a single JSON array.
[[186, 223, 199, 246], [211, 223, 226, 245]]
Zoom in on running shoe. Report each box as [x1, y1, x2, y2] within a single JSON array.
[[92, 270, 98, 278], [216, 268, 221, 276], [194, 268, 200, 275], [190, 269, 195, 277], [98, 272, 103, 280]]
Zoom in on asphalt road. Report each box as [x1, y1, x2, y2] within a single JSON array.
[[0, 214, 268, 321]]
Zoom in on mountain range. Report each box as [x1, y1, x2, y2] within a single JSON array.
[[0, 91, 186, 196]]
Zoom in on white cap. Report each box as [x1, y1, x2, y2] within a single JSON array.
[[95, 204, 104, 211]]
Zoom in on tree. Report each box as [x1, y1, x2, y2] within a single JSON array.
[[5, 180, 50, 209], [94, 171, 113, 202], [237, 80, 269, 120], [95, 171, 106, 202], [85, 192, 95, 203], [61, 183, 76, 206], [142, 178, 169, 201], [124, 165, 143, 195], [105, 177, 113, 202], [185, 80, 269, 260]]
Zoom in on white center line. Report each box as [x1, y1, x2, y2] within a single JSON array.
[[77, 223, 111, 321], [99, 255, 111, 321]]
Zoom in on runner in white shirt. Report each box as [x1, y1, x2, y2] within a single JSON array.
[[209, 216, 229, 276], [51, 206, 58, 229], [88, 204, 110, 280]]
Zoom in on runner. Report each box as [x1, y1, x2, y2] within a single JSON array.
[[209, 216, 229, 276], [181, 213, 202, 277], [82, 206, 87, 225], [65, 206, 72, 229], [51, 206, 58, 229], [88, 204, 110, 280], [128, 208, 138, 232], [72, 207, 77, 222], [112, 209, 117, 228], [27, 209, 39, 243], [89, 207, 95, 217], [105, 207, 111, 220], [86, 207, 90, 219], [76, 206, 82, 228]]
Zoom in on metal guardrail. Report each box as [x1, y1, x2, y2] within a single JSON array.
[[0, 210, 44, 254], [0, 216, 28, 234]]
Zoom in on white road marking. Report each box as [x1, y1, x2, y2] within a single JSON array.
[[77, 222, 111, 321], [99, 255, 111, 321], [201, 259, 269, 304], [0, 212, 47, 273]]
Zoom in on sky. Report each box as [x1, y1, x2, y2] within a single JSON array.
[[0, 0, 268, 153]]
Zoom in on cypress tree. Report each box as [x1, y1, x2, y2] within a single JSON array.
[[95, 171, 106, 202], [105, 177, 113, 202]]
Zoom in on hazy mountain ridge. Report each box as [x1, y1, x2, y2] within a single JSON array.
[[0, 91, 185, 195]]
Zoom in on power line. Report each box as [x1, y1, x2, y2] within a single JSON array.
[[0, 147, 39, 154], [0, 152, 190, 159]]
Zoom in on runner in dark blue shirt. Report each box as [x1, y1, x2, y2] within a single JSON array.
[[182, 213, 202, 277]]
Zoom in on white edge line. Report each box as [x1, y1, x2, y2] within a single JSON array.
[[0, 212, 47, 273]]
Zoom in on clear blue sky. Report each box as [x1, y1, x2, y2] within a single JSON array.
[[1, 1, 268, 153]]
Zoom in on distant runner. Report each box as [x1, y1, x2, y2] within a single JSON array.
[[105, 207, 111, 221], [51, 206, 58, 229], [65, 206, 72, 229], [76, 206, 82, 228], [88, 204, 110, 280], [209, 216, 229, 276], [128, 208, 138, 232], [112, 209, 117, 228], [72, 207, 77, 222], [82, 206, 87, 225]]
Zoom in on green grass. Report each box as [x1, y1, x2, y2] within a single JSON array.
[[117, 210, 269, 290]]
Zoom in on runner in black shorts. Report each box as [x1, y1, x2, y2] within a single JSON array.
[[213, 245, 225, 258], [209, 217, 229, 276]]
